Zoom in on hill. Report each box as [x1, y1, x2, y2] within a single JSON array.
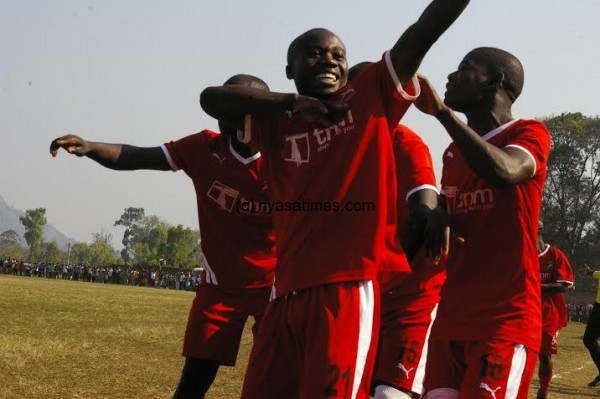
[[0, 195, 76, 249]]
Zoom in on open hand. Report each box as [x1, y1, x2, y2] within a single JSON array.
[[414, 74, 449, 117]]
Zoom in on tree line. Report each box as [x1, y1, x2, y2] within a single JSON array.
[[0, 207, 201, 270]]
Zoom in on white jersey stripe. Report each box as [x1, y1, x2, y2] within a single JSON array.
[[411, 304, 438, 394], [504, 144, 537, 177], [202, 256, 218, 286], [406, 184, 440, 201], [505, 344, 527, 399], [351, 280, 375, 399], [161, 144, 178, 171], [383, 51, 421, 101]]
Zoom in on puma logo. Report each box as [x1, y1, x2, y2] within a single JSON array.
[[397, 362, 414, 380], [479, 382, 501, 399]]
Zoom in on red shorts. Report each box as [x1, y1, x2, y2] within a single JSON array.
[[182, 284, 271, 366], [540, 330, 558, 356], [373, 295, 438, 396], [241, 280, 380, 399], [423, 339, 538, 399]]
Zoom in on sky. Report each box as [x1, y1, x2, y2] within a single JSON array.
[[1, 0, 599, 249]]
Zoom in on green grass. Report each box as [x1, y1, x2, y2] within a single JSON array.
[[0, 275, 599, 398]]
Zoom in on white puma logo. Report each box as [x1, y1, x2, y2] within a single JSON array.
[[479, 382, 501, 399], [397, 362, 414, 380]]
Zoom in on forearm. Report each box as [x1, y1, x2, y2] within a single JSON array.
[[542, 283, 568, 294], [85, 142, 124, 169], [200, 86, 297, 120], [87, 143, 168, 171], [436, 110, 522, 187], [391, 0, 470, 84]]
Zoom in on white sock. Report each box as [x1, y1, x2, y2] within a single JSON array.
[[373, 385, 413, 399]]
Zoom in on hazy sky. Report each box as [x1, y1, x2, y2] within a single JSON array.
[[1, 0, 599, 248]]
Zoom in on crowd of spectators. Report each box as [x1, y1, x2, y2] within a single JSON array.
[[1, 257, 201, 291], [568, 302, 596, 324]]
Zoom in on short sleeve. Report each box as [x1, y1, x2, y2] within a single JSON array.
[[393, 126, 438, 202], [162, 131, 211, 174], [554, 248, 574, 286], [504, 120, 552, 178]]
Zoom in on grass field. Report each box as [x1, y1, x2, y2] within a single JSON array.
[[1, 275, 599, 399]]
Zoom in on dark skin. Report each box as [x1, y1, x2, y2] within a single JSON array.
[[200, 0, 470, 125], [50, 84, 261, 169], [416, 49, 535, 258]]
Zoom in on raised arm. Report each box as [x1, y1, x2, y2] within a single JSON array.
[[49, 134, 170, 171], [415, 75, 535, 187], [390, 0, 470, 85]]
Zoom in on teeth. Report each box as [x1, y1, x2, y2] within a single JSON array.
[[316, 73, 337, 80]]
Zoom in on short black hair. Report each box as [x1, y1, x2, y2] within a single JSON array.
[[468, 47, 524, 103], [286, 28, 338, 66], [224, 74, 269, 91]]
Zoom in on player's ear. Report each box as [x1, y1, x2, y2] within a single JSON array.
[[488, 72, 505, 90], [285, 65, 293, 80]]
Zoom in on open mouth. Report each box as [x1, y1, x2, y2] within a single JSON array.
[[314, 72, 339, 85]]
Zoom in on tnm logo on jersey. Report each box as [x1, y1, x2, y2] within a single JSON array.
[[283, 133, 311, 166], [207, 181, 240, 213], [443, 186, 494, 214], [283, 110, 355, 165]]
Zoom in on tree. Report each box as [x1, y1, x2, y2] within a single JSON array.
[[114, 207, 145, 263], [164, 225, 200, 269], [88, 241, 116, 267], [70, 242, 89, 265], [19, 208, 47, 261], [541, 113, 600, 265], [43, 241, 62, 264], [0, 230, 22, 248]]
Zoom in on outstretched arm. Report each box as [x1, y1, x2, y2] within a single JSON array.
[[415, 75, 535, 187], [49, 134, 170, 171], [390, 0, 470, 85], [200, 87, 347, 127]]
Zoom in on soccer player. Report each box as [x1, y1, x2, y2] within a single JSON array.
[[374, 123, 445, 399], [580, 264, 600, 388], [414, 49, 552, 399], [348, 63, 445, 399], [536, 222, 574, 399], [199, 2, 470, 398], [49, 75, 276, 399]]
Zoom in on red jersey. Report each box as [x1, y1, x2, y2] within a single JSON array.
[[256, 52, 417, 297], [539, 244, 574, 332], [379, 125, 445, 301], [163, 130, 276, 290], [432, 118, 551, 351]]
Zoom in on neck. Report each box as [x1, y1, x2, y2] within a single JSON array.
[[465, 107, 513, 136], [230, 137, 259, 158], [538, 239, 547, 254]]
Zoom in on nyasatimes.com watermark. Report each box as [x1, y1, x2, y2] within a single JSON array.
[[236, 198, 375, 216]]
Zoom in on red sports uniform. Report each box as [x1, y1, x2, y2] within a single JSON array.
[[241, 52, 418, 399], [162, 131, 275, 365], [424, 119, 552, 398], [374, 125, 445, 397], [539, 244, 574, 355]]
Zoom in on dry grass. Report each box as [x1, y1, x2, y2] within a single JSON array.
[[0, 275, 599, 398]]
